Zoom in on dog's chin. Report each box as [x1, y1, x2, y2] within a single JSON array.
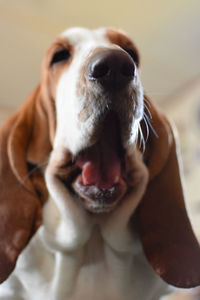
[[72, 174, 127, 213]]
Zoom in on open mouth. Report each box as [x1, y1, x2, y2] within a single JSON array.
[[61, 111, 128, 213]]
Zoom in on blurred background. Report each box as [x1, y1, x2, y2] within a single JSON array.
[[0, 0, 200, 233]]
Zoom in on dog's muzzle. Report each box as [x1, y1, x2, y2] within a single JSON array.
[[62, 49, 137, 213]]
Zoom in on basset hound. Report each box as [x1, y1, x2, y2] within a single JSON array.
[[0, 27, 200, 300]]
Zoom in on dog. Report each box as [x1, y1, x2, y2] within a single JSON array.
[[0, 27, 200, 300]]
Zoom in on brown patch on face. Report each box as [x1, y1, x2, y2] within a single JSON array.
[[42, 37, 74, 100], [40, 37, 74, 142], [106, 28, 140, 67]]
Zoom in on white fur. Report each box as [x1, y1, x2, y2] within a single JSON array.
[[55, 28, 111, 154]]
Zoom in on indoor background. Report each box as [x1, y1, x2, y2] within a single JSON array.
[[0, 0, 200, 234]]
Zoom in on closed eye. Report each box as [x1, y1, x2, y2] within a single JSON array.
[[50, 48, 71, 66]]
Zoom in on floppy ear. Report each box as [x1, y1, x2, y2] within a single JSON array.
[[136, 96, 200, 288], [0, 86, 52, 283]]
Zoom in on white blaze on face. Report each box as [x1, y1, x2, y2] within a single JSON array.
[[54, 28, 109, 154], [53, 27, 144, 155]]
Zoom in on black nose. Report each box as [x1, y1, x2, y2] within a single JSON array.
[[86, 49, 135, 90]]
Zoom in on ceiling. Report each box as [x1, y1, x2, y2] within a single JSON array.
[[0, 0, 200, 109]]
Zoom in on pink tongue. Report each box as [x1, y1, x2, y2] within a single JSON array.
[[76, 115, 121, 189]]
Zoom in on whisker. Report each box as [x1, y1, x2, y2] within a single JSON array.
[[143, 115, 149, 143], [134, 125, 139, 148], [138, 123, 145, 153], [144, 102, 152, 120], [144, 96, 151, 108], [21, 160, 48, 185], [143, 96, 159, 139], [144, 111, 159, 138], [145, 92, 168, 96]]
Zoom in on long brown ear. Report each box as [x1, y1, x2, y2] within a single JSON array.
[[0, 86, 51, 283], [136, 96, 200, 288]]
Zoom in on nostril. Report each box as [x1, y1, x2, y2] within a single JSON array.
[[87, 49, 136, 86], [121, 62, 135, 78], [90, 62, 110, 79]]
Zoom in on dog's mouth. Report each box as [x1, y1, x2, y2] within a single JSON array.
[[60, 112, 128, 213]]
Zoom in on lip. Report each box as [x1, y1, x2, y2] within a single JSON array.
[[58, 146, 128, 214], [58, 162, 128, 214], [72, 173, 127, 213]]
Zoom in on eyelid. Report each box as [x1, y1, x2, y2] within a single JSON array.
[[50, 48, 71, 66]]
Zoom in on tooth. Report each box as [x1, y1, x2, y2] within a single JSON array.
[[114, 176, 119, 183]]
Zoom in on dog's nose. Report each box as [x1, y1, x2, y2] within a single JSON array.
[[86, 49, 135, 89]]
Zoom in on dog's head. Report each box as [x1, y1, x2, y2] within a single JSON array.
[[44, 27, 143, 213], [0, 27, 200, 288]]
